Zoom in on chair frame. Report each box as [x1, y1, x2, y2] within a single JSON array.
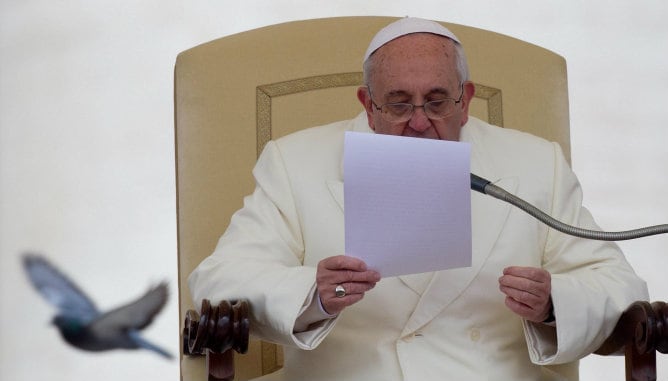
[[175, 16, 665, 381], [181, 299, 667, 381]]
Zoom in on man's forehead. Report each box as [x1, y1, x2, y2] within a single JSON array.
[[386, 87, 450, 96], [369, 36, 460, 94]]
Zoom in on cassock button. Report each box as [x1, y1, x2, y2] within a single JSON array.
[[469, 328, 481, 342]]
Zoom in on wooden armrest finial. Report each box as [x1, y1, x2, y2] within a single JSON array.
[[595, 301, 667, 356], [182, 298, 250, 356], [595, 301, 667, 381]]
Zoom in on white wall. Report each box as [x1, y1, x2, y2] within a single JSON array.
[[1, 1, 666, 380]]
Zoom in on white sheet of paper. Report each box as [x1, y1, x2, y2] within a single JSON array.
[[344, 131, 472, 277]]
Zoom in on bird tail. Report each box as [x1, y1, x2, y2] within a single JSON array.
[[128, 330, 173, 359]]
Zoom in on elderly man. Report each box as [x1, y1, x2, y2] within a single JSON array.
[[189, 17, 647, 380]]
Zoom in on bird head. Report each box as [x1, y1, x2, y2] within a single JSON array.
[[52, 315, 86, 335]]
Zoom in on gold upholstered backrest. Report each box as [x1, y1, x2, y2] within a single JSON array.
[[175, 16, 570, 380]]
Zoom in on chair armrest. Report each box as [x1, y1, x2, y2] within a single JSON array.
[[594, 300, 667, 381], [182, 299, 250, 381], [181, 299, 668, 380]]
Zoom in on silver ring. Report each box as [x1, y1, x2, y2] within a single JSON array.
[[335, 284, 346, 298]]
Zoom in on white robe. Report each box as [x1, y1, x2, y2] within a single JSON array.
[[189, 113, 648, 381]]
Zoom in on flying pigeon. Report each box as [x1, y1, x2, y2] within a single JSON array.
[[22, 253, 172, 359]]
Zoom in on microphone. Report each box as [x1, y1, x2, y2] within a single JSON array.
[[470, 173, 668, 241]]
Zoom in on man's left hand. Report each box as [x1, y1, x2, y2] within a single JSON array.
[[498, 266, 552, 323]]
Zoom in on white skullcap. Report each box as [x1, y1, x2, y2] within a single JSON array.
[[363, 17, 461, 63]]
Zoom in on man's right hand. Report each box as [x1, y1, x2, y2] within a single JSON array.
[[316, 255, 381, 315]]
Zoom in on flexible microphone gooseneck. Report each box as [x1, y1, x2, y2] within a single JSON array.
[[470, 174, 668, 241]]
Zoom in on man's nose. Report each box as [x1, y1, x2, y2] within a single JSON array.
[[407, 106, 431, 132]]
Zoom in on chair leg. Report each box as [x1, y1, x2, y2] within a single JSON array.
[[207, 350, 235, 381], [626, 343, 656, 381]]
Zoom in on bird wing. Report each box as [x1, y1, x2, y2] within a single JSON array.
[[92, 282, 168, 332], [22, 253, 99, 321]]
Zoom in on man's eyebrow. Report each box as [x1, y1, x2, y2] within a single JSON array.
[[385, 90, 411, 99], [426, 87, 451, 96], [385, 87, 452, 99]]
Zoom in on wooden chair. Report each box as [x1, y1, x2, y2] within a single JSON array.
[[174, 16, 665, 380]]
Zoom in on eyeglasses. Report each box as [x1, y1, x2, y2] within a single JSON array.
[[367, 84, 464, 123]]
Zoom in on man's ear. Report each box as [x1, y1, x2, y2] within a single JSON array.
[[461, 81, 476, 110], [459, 81, 476, 126], [357, 86, 376, 131]]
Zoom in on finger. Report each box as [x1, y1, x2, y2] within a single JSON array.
[[317, 257, 380, 283], [345, 270, 381, 284], [499, 267, 551, 297], [317, 269, 380, 287], [504, 296, 540, 320], [321, 281, 373, 315], [503, 266, 550, 283], [504, 295, 552, 323], [335, 281, 377, 296], [500, 280, 552, 322], [321, 255, 368, 272], [498, 275, 549, 298], [319, 279, 378, 303], [318, 262, 380, 284], [499, 285, 544, 308]]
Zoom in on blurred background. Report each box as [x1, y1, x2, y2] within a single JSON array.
[[1, 1, 666, 380]]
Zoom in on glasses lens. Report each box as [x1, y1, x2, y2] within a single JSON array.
[[424, 100, 452, 120], [381, 103, 413, 122]]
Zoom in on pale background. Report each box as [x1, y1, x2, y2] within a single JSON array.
[[1, 1, 666, 380]]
